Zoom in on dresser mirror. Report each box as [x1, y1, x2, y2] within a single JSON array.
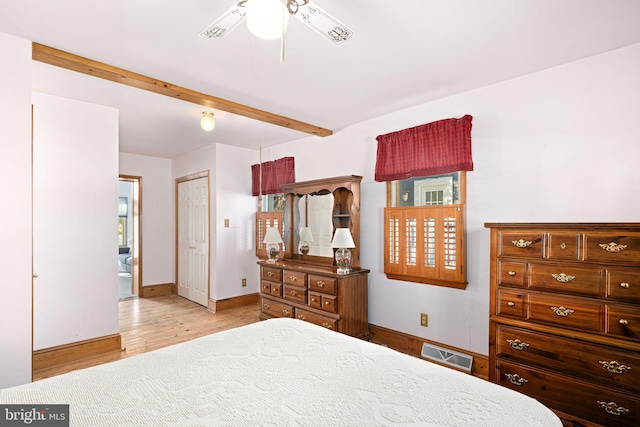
[[281, 175, 362, 268]]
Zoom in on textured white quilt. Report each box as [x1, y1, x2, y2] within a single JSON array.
[[1, 318, 561, 426]]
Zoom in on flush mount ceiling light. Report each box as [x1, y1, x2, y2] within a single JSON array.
[[198, 0, 353, 45], [200, 112, 215, 131]]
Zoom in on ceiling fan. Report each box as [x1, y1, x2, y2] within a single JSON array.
[[198, 0, 354, 46]]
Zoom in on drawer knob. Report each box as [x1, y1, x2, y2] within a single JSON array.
[[289, 275, 297, 281], [267, 271, 273, 277], [290, 290, 297, 296], [620, 282, 630, 289], [597, 401, 630, 416], [506, 339, 530, 350], [619, 319, 629, 325], [508, 271, 516, 276], [512, 239, 532, 248], [599, 242, 628, 253], [325, 301, 330, 305], [317, 280, 325, 287], [311, 297, 317, 302], [551, 306, 574, 317], [297, 315, 306, 321], [504, 373, 528, 386], [507, 301, 516, 307], [322, 322, 334, 330], [598, 360, 631, 374], [282, 309, 290, 316], [263, 303, 270, 310], [551, 273, 575, 283]]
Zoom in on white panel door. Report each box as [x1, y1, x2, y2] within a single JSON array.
[[177, 177, 209, 306]]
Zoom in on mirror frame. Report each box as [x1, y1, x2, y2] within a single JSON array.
[[281, 175, 362, 268]]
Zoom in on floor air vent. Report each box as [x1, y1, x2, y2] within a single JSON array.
[[420, 343, 473, 372]]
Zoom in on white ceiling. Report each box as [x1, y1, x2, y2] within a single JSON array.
[[2, 0, 640, 159]]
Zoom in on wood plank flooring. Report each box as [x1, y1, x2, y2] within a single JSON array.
[[33, 294, 261, 381]]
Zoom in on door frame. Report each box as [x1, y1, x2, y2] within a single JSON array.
[[175, 171, 211, 304], [119, 175, 142, 297]]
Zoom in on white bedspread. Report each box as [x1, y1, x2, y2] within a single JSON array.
[[1, 318, 561, 426]]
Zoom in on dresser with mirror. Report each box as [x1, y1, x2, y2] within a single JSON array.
[[258, 175, 369, 339]]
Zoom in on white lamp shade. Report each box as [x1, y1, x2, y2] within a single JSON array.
[[331, 228, 355, 248], [201, 112, 215, 131], [263, 227, 283, 244], [299, 226, 314, 242], [246, 0, 289, 40]]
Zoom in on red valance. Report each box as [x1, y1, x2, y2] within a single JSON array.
[[374, 115, 473, 181], [251, 157, 295, 196]]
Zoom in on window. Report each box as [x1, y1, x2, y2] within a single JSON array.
[[255, 194, 285, 258], [384, 172, 466, 289]]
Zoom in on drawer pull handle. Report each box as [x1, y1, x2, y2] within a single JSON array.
[[507, 302, 516, 307], [263, 303, 270, 310], [322, 322, 334, 330], [504, 373, 528, 386], [599, 360, 631, 374], [282, 309, 290, 316], [512, 239, 532, 248], [551, 306, 574, 317], [506, 339, 529, 350], [290, 290, 297, 296], [317, 280, 325, 287], [508, 271, 516, 276], [619, 319, 629, 325], [297, 315, 306, 321], [599, 242, 628, 253], [289, 275, 297, 281], [551, 273, 575, 283], [620, 282, 630, 289], [560, 242, 567, 249], [267, 271, 273, 277], [597, 401, 630, 416]]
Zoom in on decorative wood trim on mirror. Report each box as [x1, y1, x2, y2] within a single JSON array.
[[280, 175, 362, 268]]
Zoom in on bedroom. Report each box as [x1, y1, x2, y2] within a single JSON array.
[[1, 1, 640, 425]]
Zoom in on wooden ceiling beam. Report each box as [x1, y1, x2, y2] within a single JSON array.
[[32, 42, 332, 137]]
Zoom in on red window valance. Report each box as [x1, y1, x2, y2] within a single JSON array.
[[251, 156, 295, 196], [374, 115, 473, 182]]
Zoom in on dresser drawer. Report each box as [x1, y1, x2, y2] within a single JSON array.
[[495, 324, 640, 391], [499, 232, 544, 258], [547, 232, 580, 260], [261, 297, 294, 318], [529, 263, 603, 296], [283, 270, 307, 286], [295, 308, 338, 331], [528, 293, 604, 332], [308, 291, 322, 309], [584, 233, 640, 265], [283, 284, 307, 304], [308, 275, 337, 295], [498, 261, 526, 287], [261, 280, 271, 294], [496, 289, 526, 318], [607, 304, 640, 340], [496, 360, 640, 427], [261, 266, 282, 282], [607, 269, 640, 303]]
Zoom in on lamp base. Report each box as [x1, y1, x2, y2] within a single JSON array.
[[334, 247, 352, 275], [267, 243, 280, 264]]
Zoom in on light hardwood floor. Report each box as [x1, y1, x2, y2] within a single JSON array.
[[33, 294, 261, 381]]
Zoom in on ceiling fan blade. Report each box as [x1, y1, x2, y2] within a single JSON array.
[[291, 0, 354, 45], [198, 2, 247, 40]]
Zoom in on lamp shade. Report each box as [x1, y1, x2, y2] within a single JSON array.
[[263, 227, 283, 244], [331, 228, 355, 248], [299, 226, 314, 242]]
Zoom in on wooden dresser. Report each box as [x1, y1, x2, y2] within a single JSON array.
[[485, 223, 640, 427], [258, 260, 369, 339]]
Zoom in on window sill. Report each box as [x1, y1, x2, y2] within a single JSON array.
[[385, 274, 467, 290]]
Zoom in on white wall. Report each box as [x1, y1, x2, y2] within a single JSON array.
[[119, 153, 174, 286], [259, 42, 640, 355], [32, 92, 119, 350], [0, 33, 33, 388]]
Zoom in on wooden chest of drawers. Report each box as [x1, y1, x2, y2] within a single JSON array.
[[258, 260, 369, 339], [485, 223, 640, 427]]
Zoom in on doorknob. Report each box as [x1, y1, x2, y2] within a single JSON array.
[[33, 273, 39, 279]]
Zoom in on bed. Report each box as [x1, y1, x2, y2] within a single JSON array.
[[1, 318, 561, 426]]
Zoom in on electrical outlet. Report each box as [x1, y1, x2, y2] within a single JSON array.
[[224, 218, 230, 228], [420, 313, 428, 327], [242, 278, 247, 287]]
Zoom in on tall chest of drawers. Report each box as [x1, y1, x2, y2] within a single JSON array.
[[258, 260, 369, 339], [485, 223, 640, 427]]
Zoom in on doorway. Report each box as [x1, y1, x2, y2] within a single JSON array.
[[118, 176, 141, 299]]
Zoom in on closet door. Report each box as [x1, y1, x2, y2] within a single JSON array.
[[177, 176, 209, 306]]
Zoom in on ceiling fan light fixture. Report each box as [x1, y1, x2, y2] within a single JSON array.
[[200, 112, 215, 131], [246, 0, 289, 40]]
